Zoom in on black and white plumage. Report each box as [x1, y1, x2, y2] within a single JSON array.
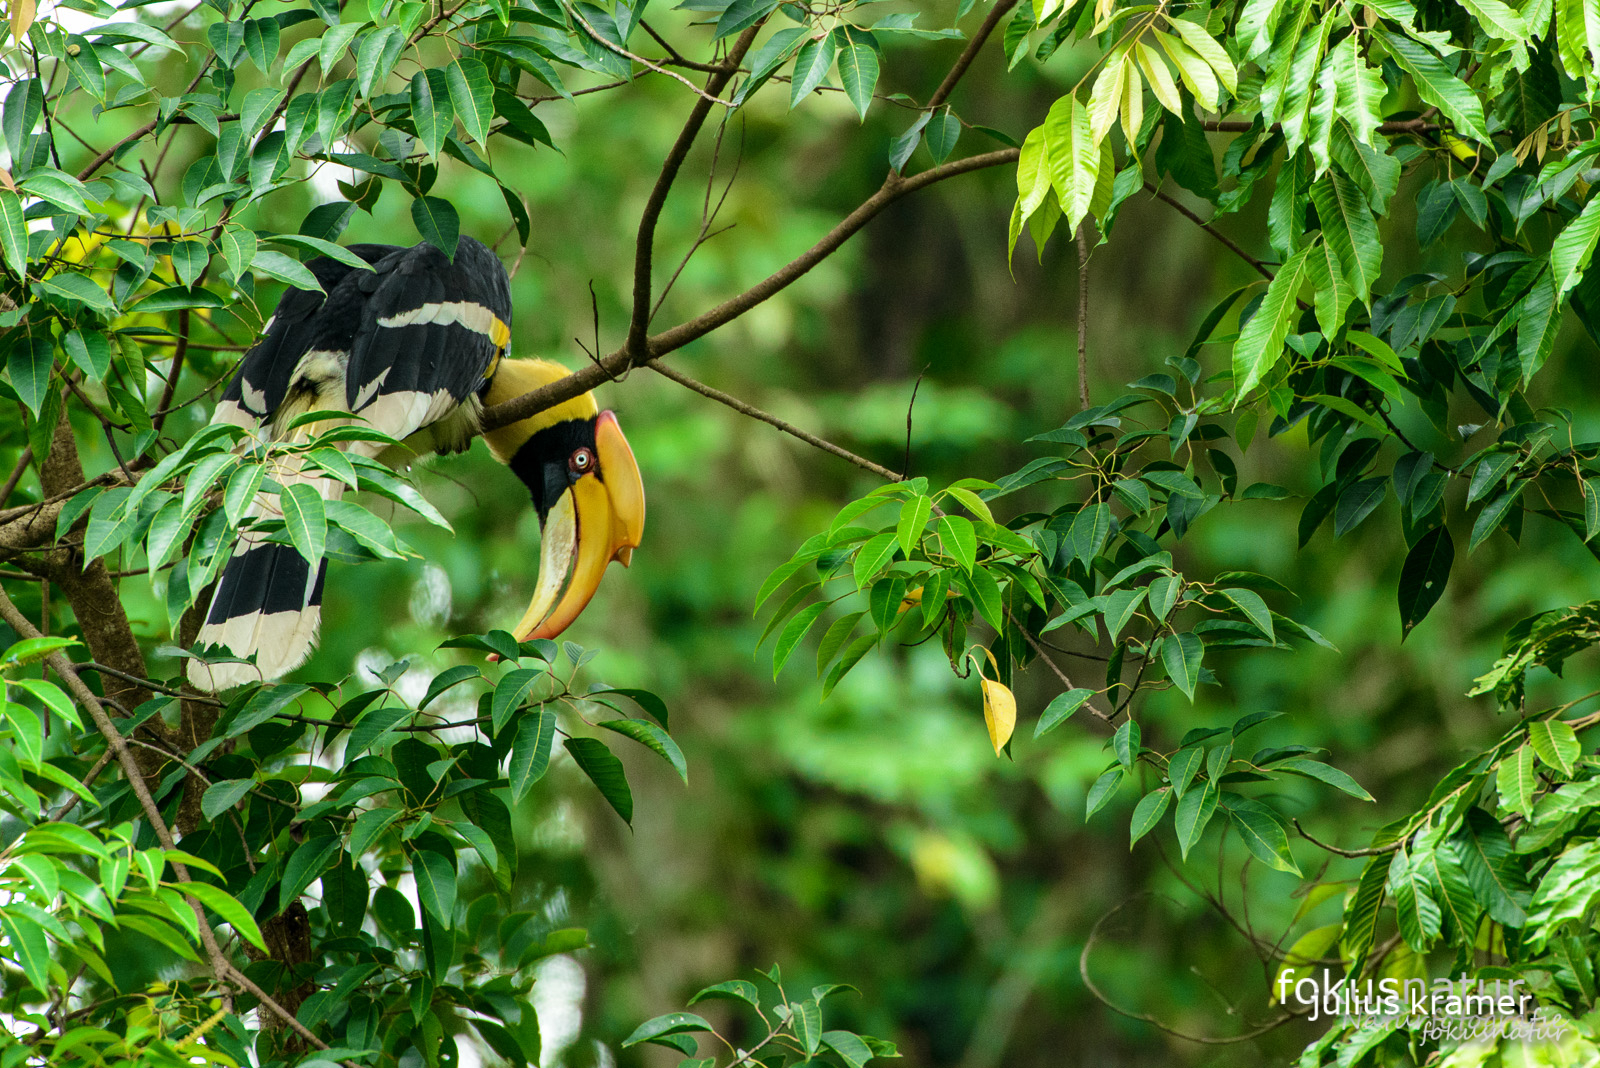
[[190, 237, 515, 691]]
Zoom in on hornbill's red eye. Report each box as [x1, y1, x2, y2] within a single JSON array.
[[569, 447, 595, 474]]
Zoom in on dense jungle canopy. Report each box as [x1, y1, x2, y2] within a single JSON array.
[[6, 0, 1600, 1066]]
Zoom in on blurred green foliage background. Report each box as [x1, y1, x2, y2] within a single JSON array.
[[15, 3, 1600, 1063]]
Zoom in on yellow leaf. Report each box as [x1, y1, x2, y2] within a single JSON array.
[[1135, 41, 1183, 115], [9, 0, 34, 41], [981, 679, 1016, 755], [1087, 51, 1127, 142], [1155, 30, 1219, 110], [1166, 17, 1238, 96], [1120, 60, 1145, 147]]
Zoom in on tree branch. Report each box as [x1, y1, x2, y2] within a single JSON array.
[[627, 26, 759, 358], [928, 0, 1017, 110]]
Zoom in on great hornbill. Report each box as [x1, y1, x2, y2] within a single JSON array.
[[186, 236, 645, 691]]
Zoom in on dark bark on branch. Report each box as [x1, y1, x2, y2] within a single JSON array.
[[628, 26, 760, 358], [928, 0, 1016, 110], [34, 403, 153, 717]]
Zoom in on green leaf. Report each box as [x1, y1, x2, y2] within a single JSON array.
[[853, 530, 899, 588], [1498, 744, 1537, 817], [714, 0, 778, 40], [823, 1030, 874, 1068], [925, 106, 960, 163], [1086, 767, 1124, 818], [688, 979, 760, 1007], [1529, 719, 1580, 778], [1223, 795, 1300, 874], [1168, 746, 1203, 797], [413, 849, 457, 925], [7, 333, 52, 414], [278, 835, 340, 913], [938, 514, 977, 572], [790, 33, 838, 108], [1552, 194, 1600, 301], [1102, 587, 1147, 641], [598, 717, 687, 782], [1129, 788, 1171, 847], [1174, 781, 1218, 858], [349, 806, 402, 857], [1460, 0, 1528, 38], [1397, 526, 1452, 638], [834, 27, 878, 120], [1469, 487, 1520, 552], [180, 881, 268, 953], [251, 251, 322, 291], [1034, 688, 1092, 737], [1341, 853, 1392, 961], [622, 1012, 715, 1048], [508, 707, 557, 801], [0, 912, 50, 992], [491, 667, 544, 734], [966, 566, 1004, 633], [1305, 236, 1351, 338], [1387, 846, 1442, 951], [0, 190, 26, 278], [281, 482, 327, 569], [1274, 758, 1375, 801], [410, 68, 454, 158], [1375, 28, 1489, 142], [412, 196, 460, 259], [774, 602, 828, 677], [1162, 632, 1203, 700], [565, 736, 633, 824], [1451, 809, 1529, 927], [896, 494, 933, 556], [37, 273, 117, 316], [1232, 245, 1311, 397], [1311, 169, 1382, 304], [1334, 477, 1387, 537], [200, 778, 253, 820], [446, 57, 495, 144], [1221, 588, 1274, 642]]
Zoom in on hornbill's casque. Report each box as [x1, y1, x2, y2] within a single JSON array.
[[186, 236, 645, 691]]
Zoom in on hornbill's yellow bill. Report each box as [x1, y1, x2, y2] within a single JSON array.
[[482, 362, 646, 645]]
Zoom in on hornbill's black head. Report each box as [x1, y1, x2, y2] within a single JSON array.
[[481, 358, 645, 641]]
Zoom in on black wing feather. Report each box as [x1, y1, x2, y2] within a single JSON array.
[[343, 235, 512, 423], [217, 243, 401, 423]]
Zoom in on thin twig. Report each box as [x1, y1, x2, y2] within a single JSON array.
[[0, 447, 33, 509], [1080, 895, 1298, 1043], [641, 20, 731, 73], [1075, 221, 1091, 411], [649, 361, 904, 481], [1143, 182, 1276, 283], [564, 0, 736, 107], [1293, 819, 1399, 858], [1005, 607, 1114, 723]]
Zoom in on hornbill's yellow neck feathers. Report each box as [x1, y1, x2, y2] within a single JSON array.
[[187, 238, 643, 691], [482, 358, 645, 643]]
